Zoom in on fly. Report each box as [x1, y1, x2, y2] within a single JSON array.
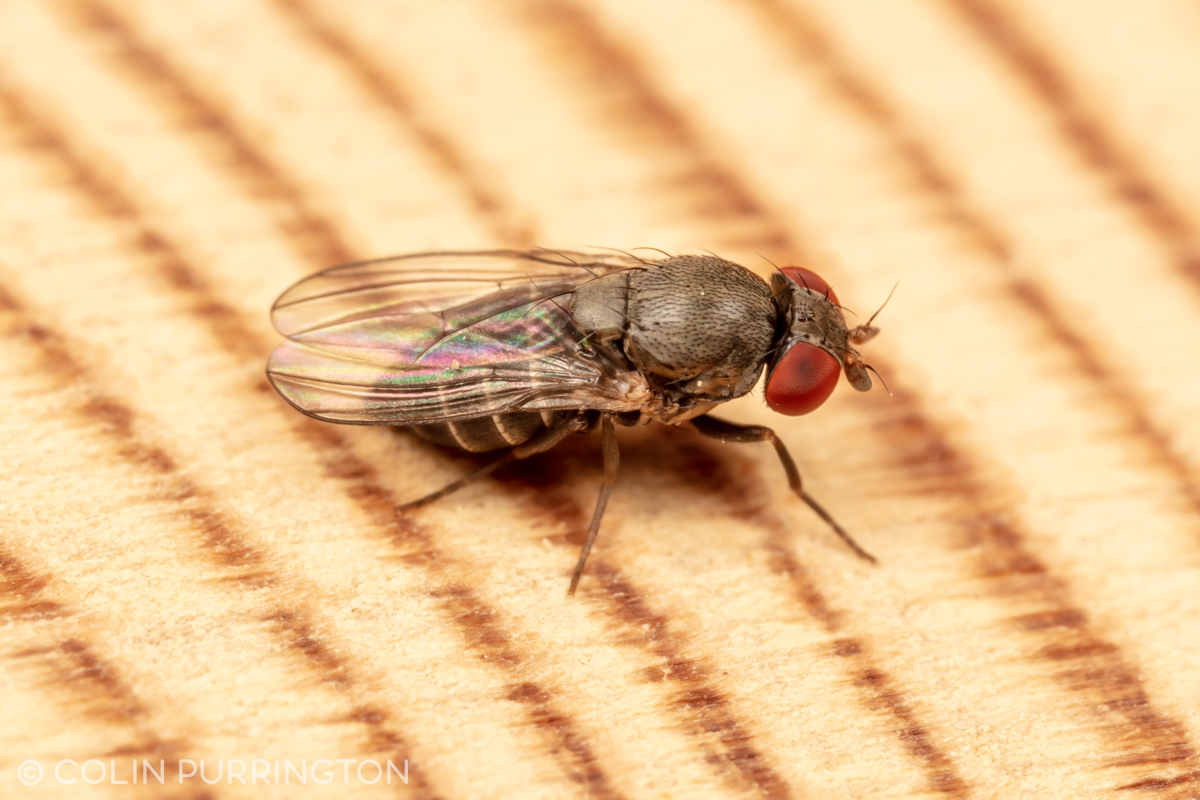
[[267, 249, 883, 593]]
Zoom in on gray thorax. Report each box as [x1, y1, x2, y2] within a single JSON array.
[[570, 255, 777, 417]]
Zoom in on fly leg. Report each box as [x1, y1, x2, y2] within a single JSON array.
[[687, 414, 876, 563], [568, 412, 619, 595], [397, 415, 588, 512]]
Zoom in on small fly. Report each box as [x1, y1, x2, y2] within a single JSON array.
[[267, 249, 884, 593]]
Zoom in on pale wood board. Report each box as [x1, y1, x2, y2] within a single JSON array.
[[2, 1, 1200, 798]]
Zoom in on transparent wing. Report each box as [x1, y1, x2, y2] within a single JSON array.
[[267, 249, 650, 424]]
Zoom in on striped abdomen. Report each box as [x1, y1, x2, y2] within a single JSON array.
[[409, 410, 572, 453]]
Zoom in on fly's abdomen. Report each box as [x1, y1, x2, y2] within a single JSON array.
[[409, 410, 571, 453]]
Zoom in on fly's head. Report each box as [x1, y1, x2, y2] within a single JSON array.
[[766, 267, 880, 416]]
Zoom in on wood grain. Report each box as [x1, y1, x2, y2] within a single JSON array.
[[2, 1, 1200, 797]]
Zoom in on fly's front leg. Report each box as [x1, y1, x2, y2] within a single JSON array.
[[687, 414, 876, 563], [568, 412, 619, 595], [397, 415, 588, 512]]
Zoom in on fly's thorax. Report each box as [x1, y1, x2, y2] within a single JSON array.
[[616, 255, 775, 400]]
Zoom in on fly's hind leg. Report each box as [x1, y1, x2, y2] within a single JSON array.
[[687, 414, 876, 563], [397, 415, 588, 512], [568, 412, 619, 595]]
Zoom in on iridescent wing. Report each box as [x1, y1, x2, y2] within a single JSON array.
[[267, 249, 650, 424]]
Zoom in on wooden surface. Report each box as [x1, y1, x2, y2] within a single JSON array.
[[2, 1, 1200, 798]]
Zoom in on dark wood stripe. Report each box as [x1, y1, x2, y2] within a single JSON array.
[[587, 564, 795, 799], [510, 2, 966, 795], [0, 545, 160, 740], [15, 8, 626, 795], [0, 291, 223, 794], [940, 0, 1200, 292], [487, 442, 795, 800], [0, 548, 67, 622], [32, 0, 1195, 786], [741, 0, 1200, 549], [9, 638, 195, 785], [60, 0, 355, 270], [267, 0, 534, 247], [670, 434, 968, 795], [878, 390, 1200, 778], [725, 8, 1200, 777], [510, 1, 793, 257], [514, 0, 1200, 788], [0, 79, 432, 800]]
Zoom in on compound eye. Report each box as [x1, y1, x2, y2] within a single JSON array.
[[781, 267, 839, 305], [766, 342, 841, 415]]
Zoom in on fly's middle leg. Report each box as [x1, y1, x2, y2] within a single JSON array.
[[568, 412, 619, 595], [686, 414, 876, 563], [397, 414, 588, 512]]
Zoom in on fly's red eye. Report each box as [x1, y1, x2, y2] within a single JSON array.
[[766, 342, 841, 415], [782, 267, 839, 305]]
